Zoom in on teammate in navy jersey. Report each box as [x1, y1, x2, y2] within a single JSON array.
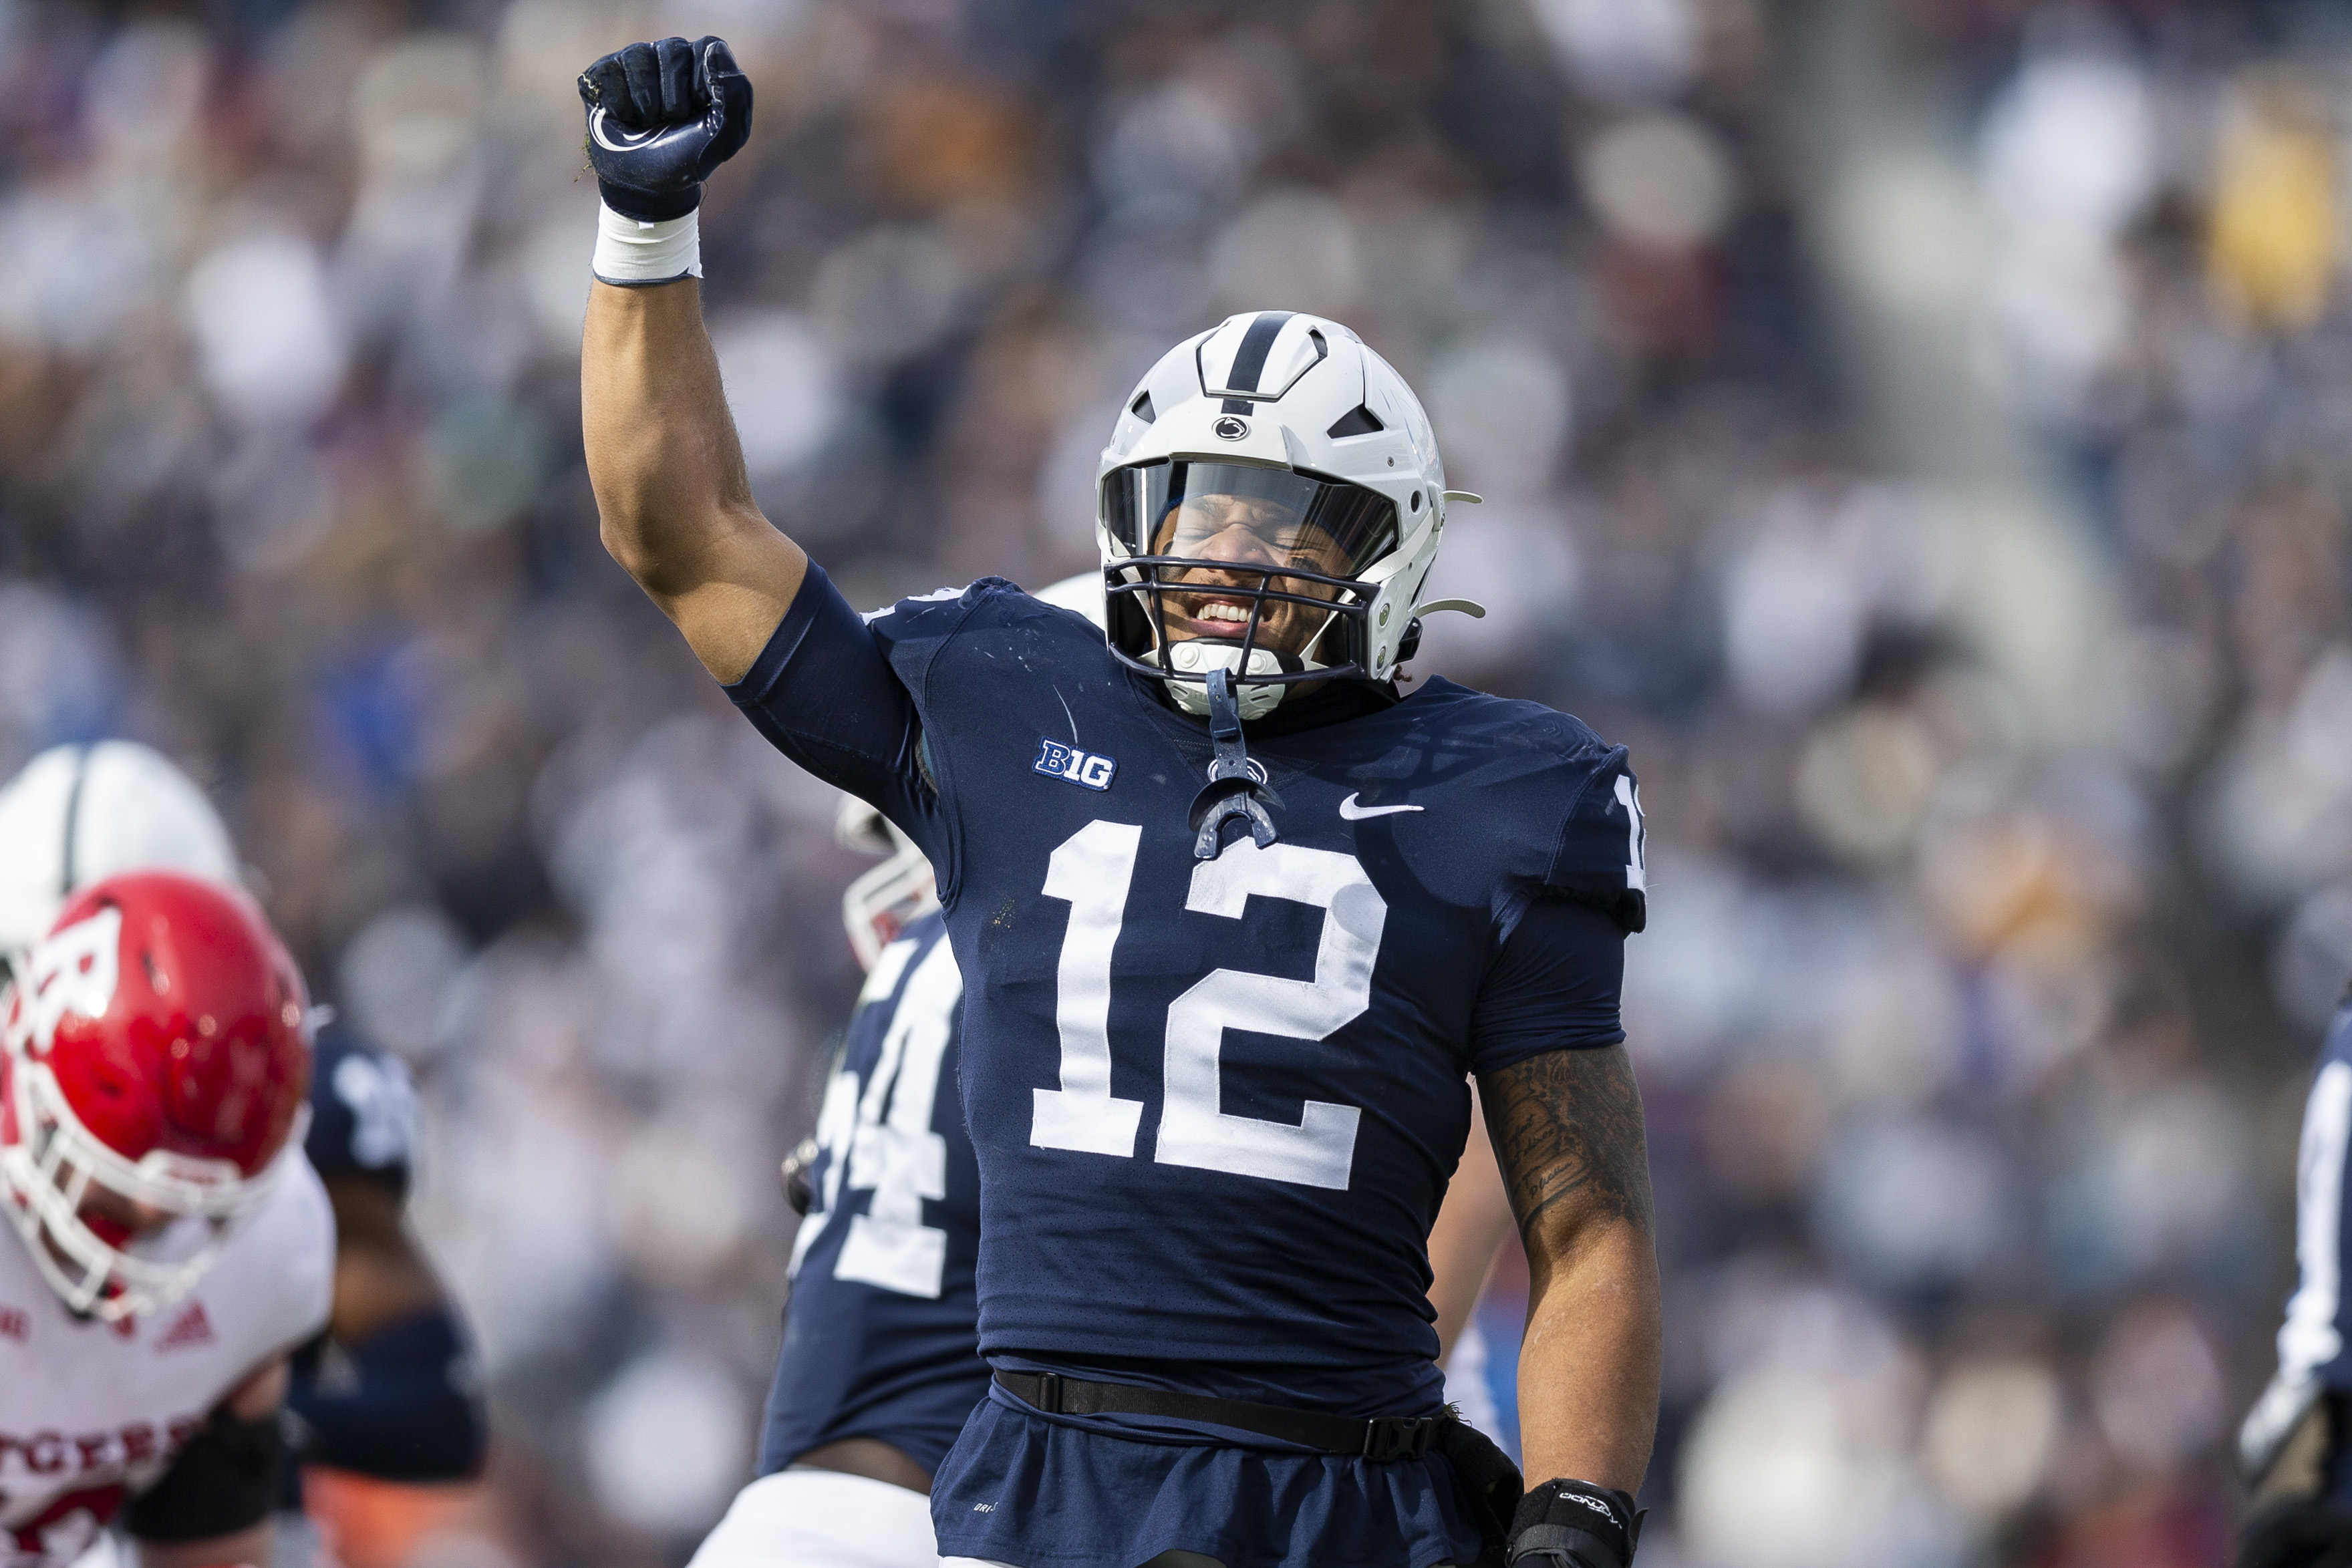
[[690, 799, 984, 1568], [281, 1025, 487, 1568], [577, 37, 1658, 1568], [2239, 994, 2352, 1568]]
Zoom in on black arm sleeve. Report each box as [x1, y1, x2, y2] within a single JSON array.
[[124, 1406, 284, 1542], [1467, 896, 1627, 1077], [722, 562, 943, 858]]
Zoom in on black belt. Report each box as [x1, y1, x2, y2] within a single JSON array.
[[993, 1369, 1439, 1462]]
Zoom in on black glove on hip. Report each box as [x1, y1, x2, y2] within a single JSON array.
[[1507, 1478, 1643, 1568], [578, 35, 752, 220]]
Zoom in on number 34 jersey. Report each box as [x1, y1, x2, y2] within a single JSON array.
[[759, 911, 988, 1478], [729, 569, 1645, 1419]]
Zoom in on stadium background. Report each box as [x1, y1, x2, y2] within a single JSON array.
[[1, 0, 2345, 1563]]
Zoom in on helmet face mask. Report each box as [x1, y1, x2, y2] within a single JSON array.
[[0, 876, 311, 1321], [1, 1051, 299, 1321], [834, 795, 940, 972], [1100, 458, 1401, 709], [1094, 311, 1451, 720]]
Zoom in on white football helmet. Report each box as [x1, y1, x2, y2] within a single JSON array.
[[0, 743, 239, 962], [1094, 311, 1478, 719]]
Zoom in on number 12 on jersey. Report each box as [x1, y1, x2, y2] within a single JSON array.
[[1030, 820, 1389, 1191]]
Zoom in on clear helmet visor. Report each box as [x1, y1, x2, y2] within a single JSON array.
[[1100, 461, 1399, 691]]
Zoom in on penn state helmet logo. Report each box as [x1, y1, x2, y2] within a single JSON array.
[[1211, 415, 1249, 440]]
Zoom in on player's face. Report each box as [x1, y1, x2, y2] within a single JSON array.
[[71, 1185, 176, 1248], [1149, 492, 1350, 655]]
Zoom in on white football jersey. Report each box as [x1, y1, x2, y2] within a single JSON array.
[[0, 1156, 333, 1567]]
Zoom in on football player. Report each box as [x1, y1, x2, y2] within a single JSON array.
[[0, 742, 487, 1567], [2237, 990, 2352, 1568], [697, 779, 1526, 1568], [280, 1025, 487, 1568], [0, 872, 331, 1568], [579, 37, 1658, 1568], [692, 798, 980, 1568]]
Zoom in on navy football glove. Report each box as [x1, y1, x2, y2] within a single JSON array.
[[578, 35, 752, 221], [1507, 1478, 1642, 1568]]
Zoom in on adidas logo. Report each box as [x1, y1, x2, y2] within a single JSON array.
[[154, 1301, 214, 1352]]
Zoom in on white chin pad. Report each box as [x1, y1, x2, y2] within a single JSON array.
[[1165, 641, 1286, 720]]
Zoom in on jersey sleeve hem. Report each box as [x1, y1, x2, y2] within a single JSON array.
[[720, 562, 966, 895], [1467, 895, 1626, 1078], [1469, 1027, 1629, 1080], [723, 563, 832, 711]]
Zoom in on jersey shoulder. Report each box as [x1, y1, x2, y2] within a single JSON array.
[[863, 579, 1105, 687], [862, 577, 1048, 643], [1405, 677, 1619, 766], [1403, 679, 1646, 933]]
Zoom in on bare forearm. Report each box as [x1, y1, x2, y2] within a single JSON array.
[[581, 277, 804, 681], [1517, 1220, 1660, 1491], [1481, 1044, 1662, 1493]]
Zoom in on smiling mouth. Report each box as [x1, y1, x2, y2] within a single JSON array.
[[1166, 593, 1265, 640]]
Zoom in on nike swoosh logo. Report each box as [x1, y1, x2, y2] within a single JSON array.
[[1339, 793, 1423, 820], [589, 108, 675, 154]]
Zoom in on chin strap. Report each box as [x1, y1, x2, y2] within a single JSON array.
[[1187, 667, 1283, 860]]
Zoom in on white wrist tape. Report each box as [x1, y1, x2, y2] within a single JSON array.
[[592, 202, 701, 286]]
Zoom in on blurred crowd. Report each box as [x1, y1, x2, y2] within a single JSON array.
[[3, 0, 2349, 1563]]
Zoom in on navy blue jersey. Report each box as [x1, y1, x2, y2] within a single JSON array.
[[760, 913, 989, 1478], [286, 1307, 486, 1484], [728, 569, 1640, 1566], [287, 1028, 486, 1489]]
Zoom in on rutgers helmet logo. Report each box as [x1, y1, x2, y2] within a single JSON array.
[[13, 907, 122, 1057]]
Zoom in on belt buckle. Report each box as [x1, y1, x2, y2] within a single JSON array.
[[1362, 1415, 1433, 1461]]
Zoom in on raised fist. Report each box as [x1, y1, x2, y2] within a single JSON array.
[[578, 36, 752, 221]]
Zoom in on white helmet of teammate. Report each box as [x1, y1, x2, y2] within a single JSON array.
[[1094, 311, 1479, 720], [0, 742, 239, 960], [834, 571, 1103, 969], [835, 798, 938, 973]]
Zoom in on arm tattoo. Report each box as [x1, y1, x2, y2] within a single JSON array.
[[1481, 1045, 1654, 1243]]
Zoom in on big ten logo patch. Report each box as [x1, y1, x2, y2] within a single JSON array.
[[1033, 739, 1117, 792]]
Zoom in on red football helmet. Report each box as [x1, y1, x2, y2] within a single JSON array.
[[0, 871, 313, 1320]]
